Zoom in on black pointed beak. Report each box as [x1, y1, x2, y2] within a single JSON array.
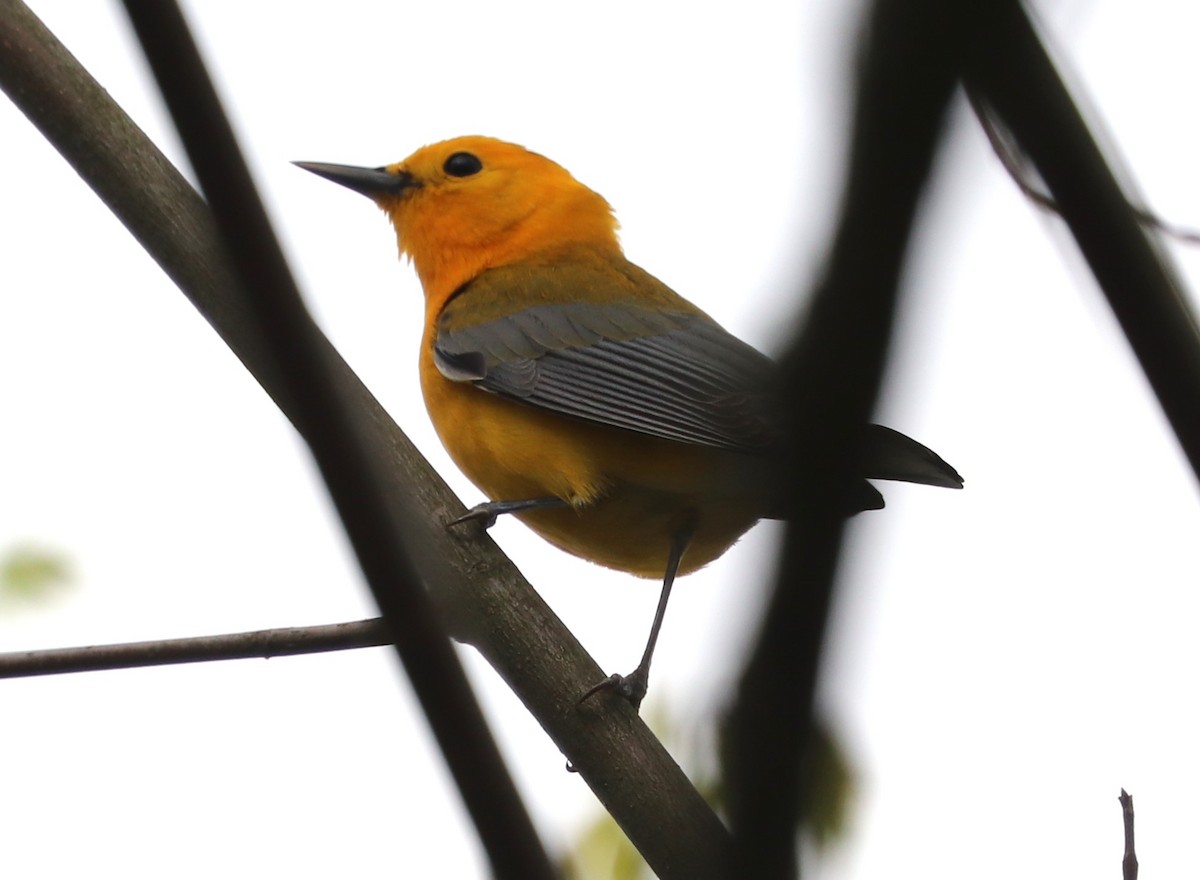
[[293, 161, 417, 198]]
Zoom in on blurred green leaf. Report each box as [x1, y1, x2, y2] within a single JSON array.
[[0, 544, 72, 604], [562, 809, 651, 880], [800, 721, 855, 850]]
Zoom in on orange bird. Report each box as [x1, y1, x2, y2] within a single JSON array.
[[298, 136, 962, 707]]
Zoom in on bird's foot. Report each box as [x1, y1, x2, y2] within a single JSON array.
[[579, 667, 648, 711], [448, 502, 501, 530], [448, 497, 570, 531]]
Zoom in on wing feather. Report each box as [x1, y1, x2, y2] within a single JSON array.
[[436, 296, 776, 451]]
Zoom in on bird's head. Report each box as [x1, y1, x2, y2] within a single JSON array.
[[297, 136, 620, 299]]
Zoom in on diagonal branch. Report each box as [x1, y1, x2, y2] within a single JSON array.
[[117, 2, 554, 874]]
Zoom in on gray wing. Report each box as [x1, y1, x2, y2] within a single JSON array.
[[434, 301, 778, 452]]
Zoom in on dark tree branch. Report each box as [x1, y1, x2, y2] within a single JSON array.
[[723, 1, 973, 875], [119, 2, 553, 874], [0, 620, 392, 678], [1119, 789, 1138, 880], [0, 3, 729, 876], [964, 4, 1200, 484]]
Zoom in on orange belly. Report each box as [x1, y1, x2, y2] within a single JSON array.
[[420, 348, 762, 577]]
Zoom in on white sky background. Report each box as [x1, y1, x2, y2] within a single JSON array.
[[2, 1, 1199, 877]]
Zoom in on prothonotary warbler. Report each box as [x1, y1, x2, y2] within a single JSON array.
[[297, 136, 962, 708]]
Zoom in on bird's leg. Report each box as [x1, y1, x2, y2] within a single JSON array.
[[448, 496, 569, 530], [580, 522, 695, 711]]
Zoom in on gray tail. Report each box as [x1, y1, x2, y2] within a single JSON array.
[[859, 424, 963, 489], [763, 424, 961, 518]]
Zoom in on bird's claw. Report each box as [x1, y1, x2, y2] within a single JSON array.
[[448, 504, 499, 530], [578, 668, 648, 711]]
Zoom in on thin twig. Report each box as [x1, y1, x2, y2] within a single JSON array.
[[1119, 789, 1138, 880], [0, 620, 392, 678], [969, 88, 1200, 246]]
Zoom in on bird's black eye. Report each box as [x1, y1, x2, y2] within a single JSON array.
[[443, 152, 482, 177]]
